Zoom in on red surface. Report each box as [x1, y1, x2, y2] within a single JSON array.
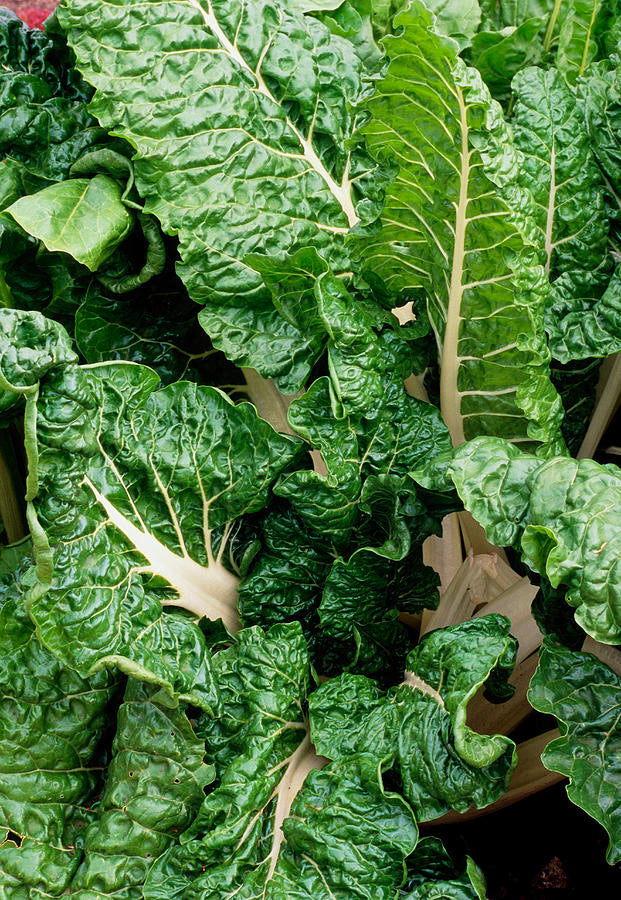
[[4, 0, 57, 28]]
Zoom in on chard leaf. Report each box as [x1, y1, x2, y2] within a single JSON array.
[[420, 0, 482, 48], [471, 18, 545, 102], [6, 176, 133, 271], [581, 54, 621, 198], [0, 308, 302, 706], [448, 436, 621, 643], [240, 275, 449, 678], [66, 679, 213, 897], [556, 0, 616, 84], [402, 837, 486, 899], [145, 622, 418, 899], [0, 541, 121, 896], [59, 0, 382, 391], [75, 275, 236, 387], [354, 1, 563, 448], [310, 615, 518, 820], [511, 66, 619, 362], [528, 640, 621, 865], [0, 9, 104, 183]]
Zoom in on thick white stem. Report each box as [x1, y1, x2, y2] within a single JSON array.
[[242, 368, 297, 436], [84, 477, 241, 633], [242, 368, 328, 475], [267, 732, 328, 879], [402, 671, 445, 707]]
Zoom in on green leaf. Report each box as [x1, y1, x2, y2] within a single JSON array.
[[145, 622, 417, 898], [448, 436, 621, 643], [0, 9, 104, 183], [354, 1, 563, 449], [59, 0, 382, 390], [0, 542, 120, 896], [511, 66, 616, 363], [402, 837, 486, 899], [75, 275, 233, 387], [528, 640, 621, 865], [5, 176, 133, 271], [66, 679, 213, 897], [471, 18, 545, 102], [556, 0, 615, 84], [310, 615, 518, 820], [421, 0, 482, 48], [580, 54, 621, 197], [547, 267, 621, 362], [0, 308, 302, 707]]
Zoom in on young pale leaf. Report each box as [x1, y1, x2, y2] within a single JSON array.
[[0, 541, 121, 896], [59, 0, 382, 391], [310, 615, 518, 820], [354, 1, 563, 449], [528, 641, 621, 865], [0, 308, 302, 708], [448, 437, 621, 643], [65, 679, 213, 897], [6, 176, 133, 271]]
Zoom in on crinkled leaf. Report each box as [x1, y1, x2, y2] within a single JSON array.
[[0, 542, 120, 897], [59, 0, 383, 391], [556, 0, 618, 85], [65, 679, 213, 898], [550, 356, 601, 455], [449, 436, 621, 643], [75, 275, 238, 387], [240, 274, 448, 678], [402, 837, 486, 900], [353, 2, 563, 448], [310, 615, 518, 820], [528, 640, 621, 865], [419, 0, 481, 48], [511, 66, 618, 363], [471, 18, 545, 102], [0, 308, 302, 707], [0, 9, 104, 183], [146, 622, 417, 899]]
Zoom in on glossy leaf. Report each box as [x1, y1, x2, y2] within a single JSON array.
[[448, 437, 621, 643], [6, 176, 133, 272], [310, 615, 518, 820], [354, 1, 563, 448], [402, 837, 486, 900], [146, 621, 417, 898], [66, 679, 213, 897], [0, 541, 120, 897], [511, 66, 618, 362], [528, 640, 621, 864], [59, 0, 382, 391], [0, 308, 301, 706]]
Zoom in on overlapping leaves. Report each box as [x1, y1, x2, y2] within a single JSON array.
[[0, 308, 301, 707], [59, 0, 385, 391], [355, 1, 563, 449], [447, 436, 621, 643], [309, 615, 518, 820]]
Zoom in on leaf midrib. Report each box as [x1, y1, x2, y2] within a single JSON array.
[[186, 0, 359, 227]]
